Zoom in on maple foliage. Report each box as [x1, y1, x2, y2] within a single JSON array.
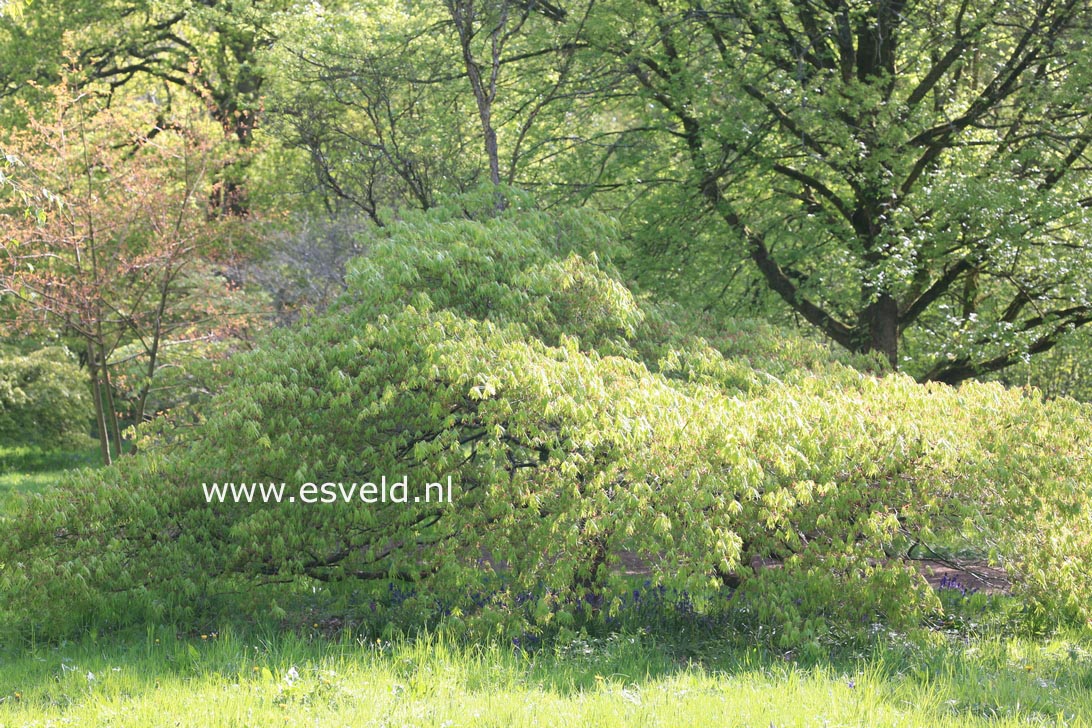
[[0, 77, 254, 462]]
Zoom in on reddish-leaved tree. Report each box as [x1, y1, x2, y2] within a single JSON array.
[[1, 77, 254, 463]]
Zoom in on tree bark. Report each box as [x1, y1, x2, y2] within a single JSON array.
[[448, 0, 507, 210], [860, 293, 899, 369], [87, 343, 112, 466]]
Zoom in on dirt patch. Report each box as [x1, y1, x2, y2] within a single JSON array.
[[914, 559, 1010, 595], [617, 551, 1011, 595]]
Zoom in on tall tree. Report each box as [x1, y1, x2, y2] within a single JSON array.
[[443, 0, 569, 193], [266, 0, 605, 216], [604, 0, 1092, 381], [0, 0, 298, 213], [0, 79, 247, 463]]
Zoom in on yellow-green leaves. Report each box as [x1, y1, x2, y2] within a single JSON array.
[[4, 199, 1092, 646]]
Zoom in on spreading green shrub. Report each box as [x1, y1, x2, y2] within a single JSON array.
[[0, 346, 91, 448], [2, 192, 1091, 646]]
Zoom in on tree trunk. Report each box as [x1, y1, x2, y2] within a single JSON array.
[[134, 279, 171, 428], [87, 343, 112, 466], [448, 0, 507, 211], [860, 293, 899, 369], [99, 346, 124, 457]]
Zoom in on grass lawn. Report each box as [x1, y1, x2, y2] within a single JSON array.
[[0, 627, 1091, 727], [0, 444, 98, 504]]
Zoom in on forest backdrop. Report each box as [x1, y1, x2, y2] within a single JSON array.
[[5, 1, 1092, 444]]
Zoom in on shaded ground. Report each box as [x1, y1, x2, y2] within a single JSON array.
[[617, 551, 1011, 595], [916, 559, 1010, 595]]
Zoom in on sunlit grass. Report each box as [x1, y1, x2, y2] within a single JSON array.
[[0, 444, 98, 504], [0, 627, 1090, 727]]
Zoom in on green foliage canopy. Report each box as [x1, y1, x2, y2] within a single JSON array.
[[0, 346, 90, 447], [6, 1, 1092, 385], [600, 0, 1092, 383], [3, 196, 1091, 647]]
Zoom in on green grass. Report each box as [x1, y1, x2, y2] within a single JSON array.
[[0, 627, 1090, 727], [0, 444, 98, 504]]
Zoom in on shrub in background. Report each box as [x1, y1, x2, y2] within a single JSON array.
[[0, 347, 91, 448]]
